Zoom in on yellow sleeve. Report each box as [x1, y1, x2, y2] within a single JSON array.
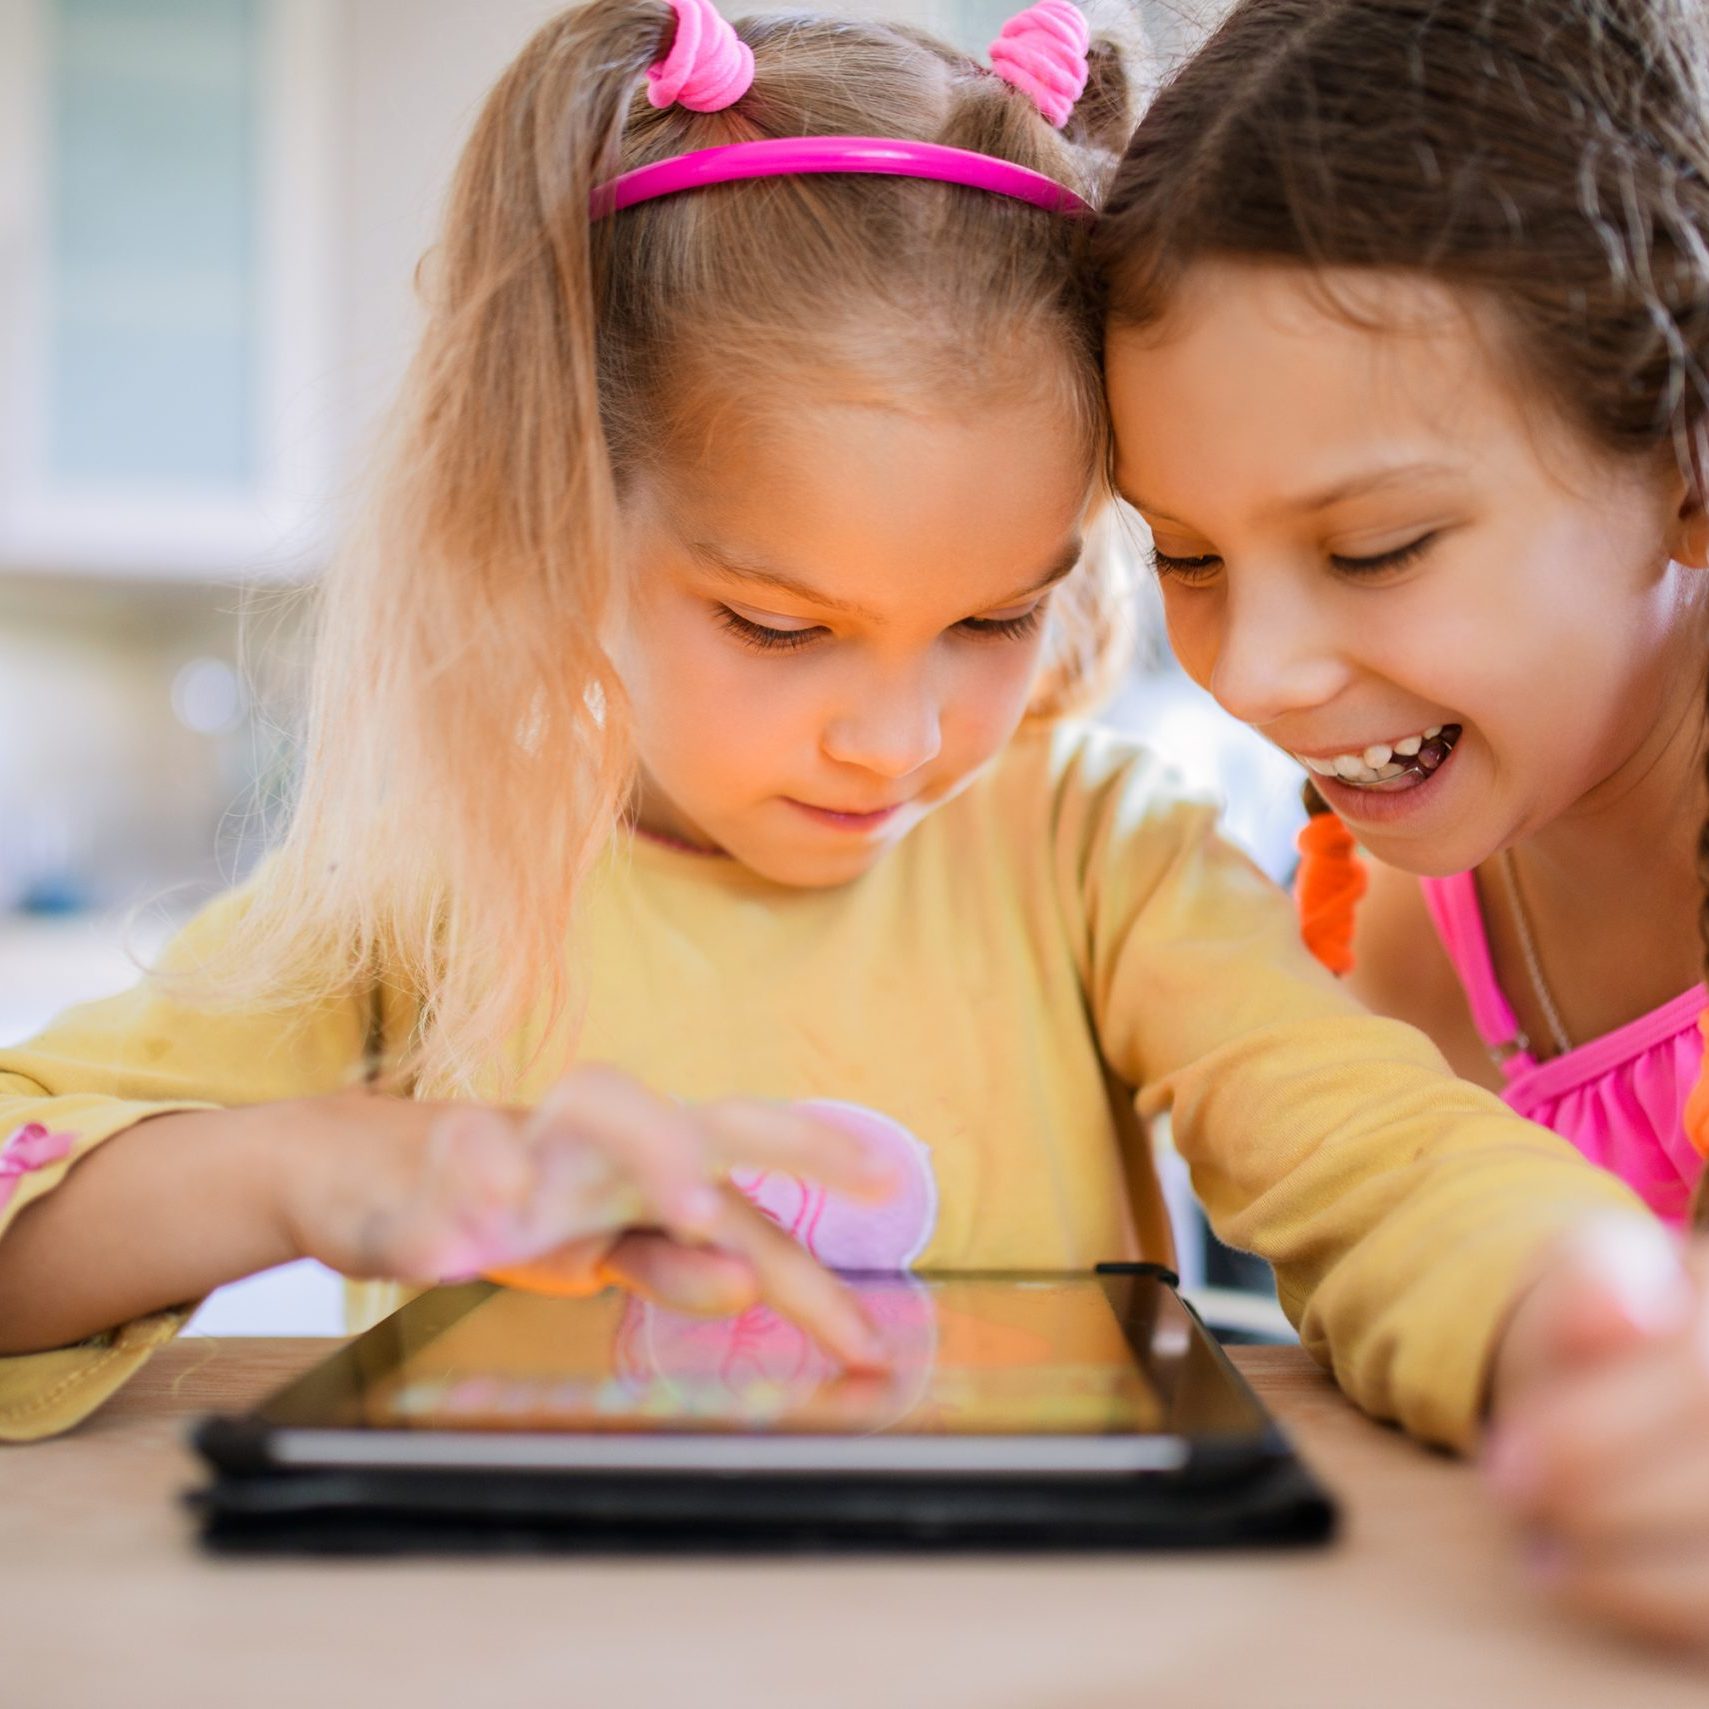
[[1054, 732, 1645, 1451], [0, 879, 390, 1441]]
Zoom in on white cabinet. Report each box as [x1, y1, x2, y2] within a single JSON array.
[[0, 0, 335, 580]]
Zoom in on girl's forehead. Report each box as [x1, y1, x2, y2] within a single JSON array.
[[1122, 260, 1496, 397], [1107, 261, 1573, 513], [633, 396, 1091, 615], [658, 393, 1090, 534]]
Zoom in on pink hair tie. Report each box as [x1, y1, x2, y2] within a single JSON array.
[[647, 0, 754, 113], [988, 0, 1090, 129]]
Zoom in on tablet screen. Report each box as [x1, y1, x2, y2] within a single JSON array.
[[359, 1275, 1161, 1437]]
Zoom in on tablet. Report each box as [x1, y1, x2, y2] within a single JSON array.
[[190, 1267, 1335, 1552]]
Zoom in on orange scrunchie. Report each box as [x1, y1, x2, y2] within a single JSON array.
[[1294, 810, 1368, 978]]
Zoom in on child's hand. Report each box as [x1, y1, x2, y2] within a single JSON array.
[[1486, 1215, 1709, 1650], [275, 1067, 898, 1369]]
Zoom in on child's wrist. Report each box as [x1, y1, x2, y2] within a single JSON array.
[[190, 1101, 319, 1273], [231, 1092, 365, 1267], [262, 1088, 440, 1269]]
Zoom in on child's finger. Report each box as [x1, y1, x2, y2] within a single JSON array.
[[385, 1107, 546, 1280], [695, 1098, 901, 1202], [1488, 1330, 1709, 1527], [698, 1190, 891, 1371], [1538, 1533, 1709, 1653], [432, 1105, 639, 1246], [598, 1230, 762, 1317], [527, 1067, 724, 1234], [426, 1106, 534, 1218], [1513, 1409, 1709, 1547]]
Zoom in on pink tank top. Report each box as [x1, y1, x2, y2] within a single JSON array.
[[1419, 871, 1705, 1224]]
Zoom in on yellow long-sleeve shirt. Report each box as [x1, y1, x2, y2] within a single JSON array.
[[0, 722, 1642, 1446]]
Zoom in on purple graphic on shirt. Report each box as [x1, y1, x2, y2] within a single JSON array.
[[731, 1097, 937, 1269], [614, 1098, 939, 1400], [0, 1123, 73, 1215]]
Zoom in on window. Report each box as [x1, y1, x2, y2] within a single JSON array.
[[0, 0, 332, 577]]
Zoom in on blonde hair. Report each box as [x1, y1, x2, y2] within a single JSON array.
[[208, 3, 1135, 1097]]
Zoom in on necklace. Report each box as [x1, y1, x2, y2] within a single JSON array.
[[1498, 846, 1575, 1058]]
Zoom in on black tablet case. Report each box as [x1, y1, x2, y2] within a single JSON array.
[[187, 1269, 1336, 1555], [188, 1447, 1333, 1555]]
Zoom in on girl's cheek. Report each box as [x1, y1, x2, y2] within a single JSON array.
[[1159, 593, 1219, 689], [978, 645, 1051, 739]]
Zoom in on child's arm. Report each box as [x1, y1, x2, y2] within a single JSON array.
[[0, 882, 889, 1438], [0, 1101, 307, 1354], [0, 1076, 892, 1360], [1054, 733, 1651, 1450], [0, 879, 388, 1433]]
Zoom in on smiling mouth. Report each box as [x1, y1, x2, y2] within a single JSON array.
[[1292, 724, 1463, 790]]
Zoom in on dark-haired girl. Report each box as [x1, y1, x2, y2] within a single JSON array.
[[1099, 0, 1709, 1644]]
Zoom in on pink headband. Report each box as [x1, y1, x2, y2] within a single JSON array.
[[591, 136, 1093, 220], [596, 1, 1093, 221]]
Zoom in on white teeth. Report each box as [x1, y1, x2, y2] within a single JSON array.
[[1297, 724, 1451, 783]]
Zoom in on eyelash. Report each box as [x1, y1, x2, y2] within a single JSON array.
[[1149, 533, 1440, 585], [714, 605, 1044, 653], [715, 608, 820, 653]]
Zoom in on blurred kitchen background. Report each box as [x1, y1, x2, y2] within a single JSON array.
[[0, 0, 1295, 1335]]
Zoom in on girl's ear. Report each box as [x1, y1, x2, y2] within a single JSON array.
[[1672, 488, 1709, 570], [1668, 434, 1709, 569]]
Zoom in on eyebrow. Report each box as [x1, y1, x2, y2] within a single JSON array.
[[685, 537, 1085, 620], [1125, 461, 1465, 526]]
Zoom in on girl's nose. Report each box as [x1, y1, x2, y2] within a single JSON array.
[[821, 678, 943, 779], [1205, 582, 1350, 731]]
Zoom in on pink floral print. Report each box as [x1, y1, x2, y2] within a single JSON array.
[[614, 1099, 940, 1406], [0, 1123, 74, 1215]]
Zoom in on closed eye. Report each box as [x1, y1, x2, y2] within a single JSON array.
[[958, 606, 1044, 641], [1330, 532, 1438, 575], [1152, 531, 1441, 585], [1149, 547, 1221, 584], [715, 607, 824, 653], [716, 601, 1048, 652]]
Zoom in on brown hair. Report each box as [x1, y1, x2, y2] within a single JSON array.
[[203, 3, 1135, 1097], [1100, 0, 1709, 467], [1096, 0, 1709, 1131]]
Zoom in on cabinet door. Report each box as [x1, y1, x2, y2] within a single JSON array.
[[0, 0, 333, 580]]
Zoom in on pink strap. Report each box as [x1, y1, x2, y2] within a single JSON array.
[[647, 0, 754, 113], [1418, 871, 1530, 1062], [988, 1, 1091, 128]]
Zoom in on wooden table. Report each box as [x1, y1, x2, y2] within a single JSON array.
[[3, 1339, 1704, 1708]]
